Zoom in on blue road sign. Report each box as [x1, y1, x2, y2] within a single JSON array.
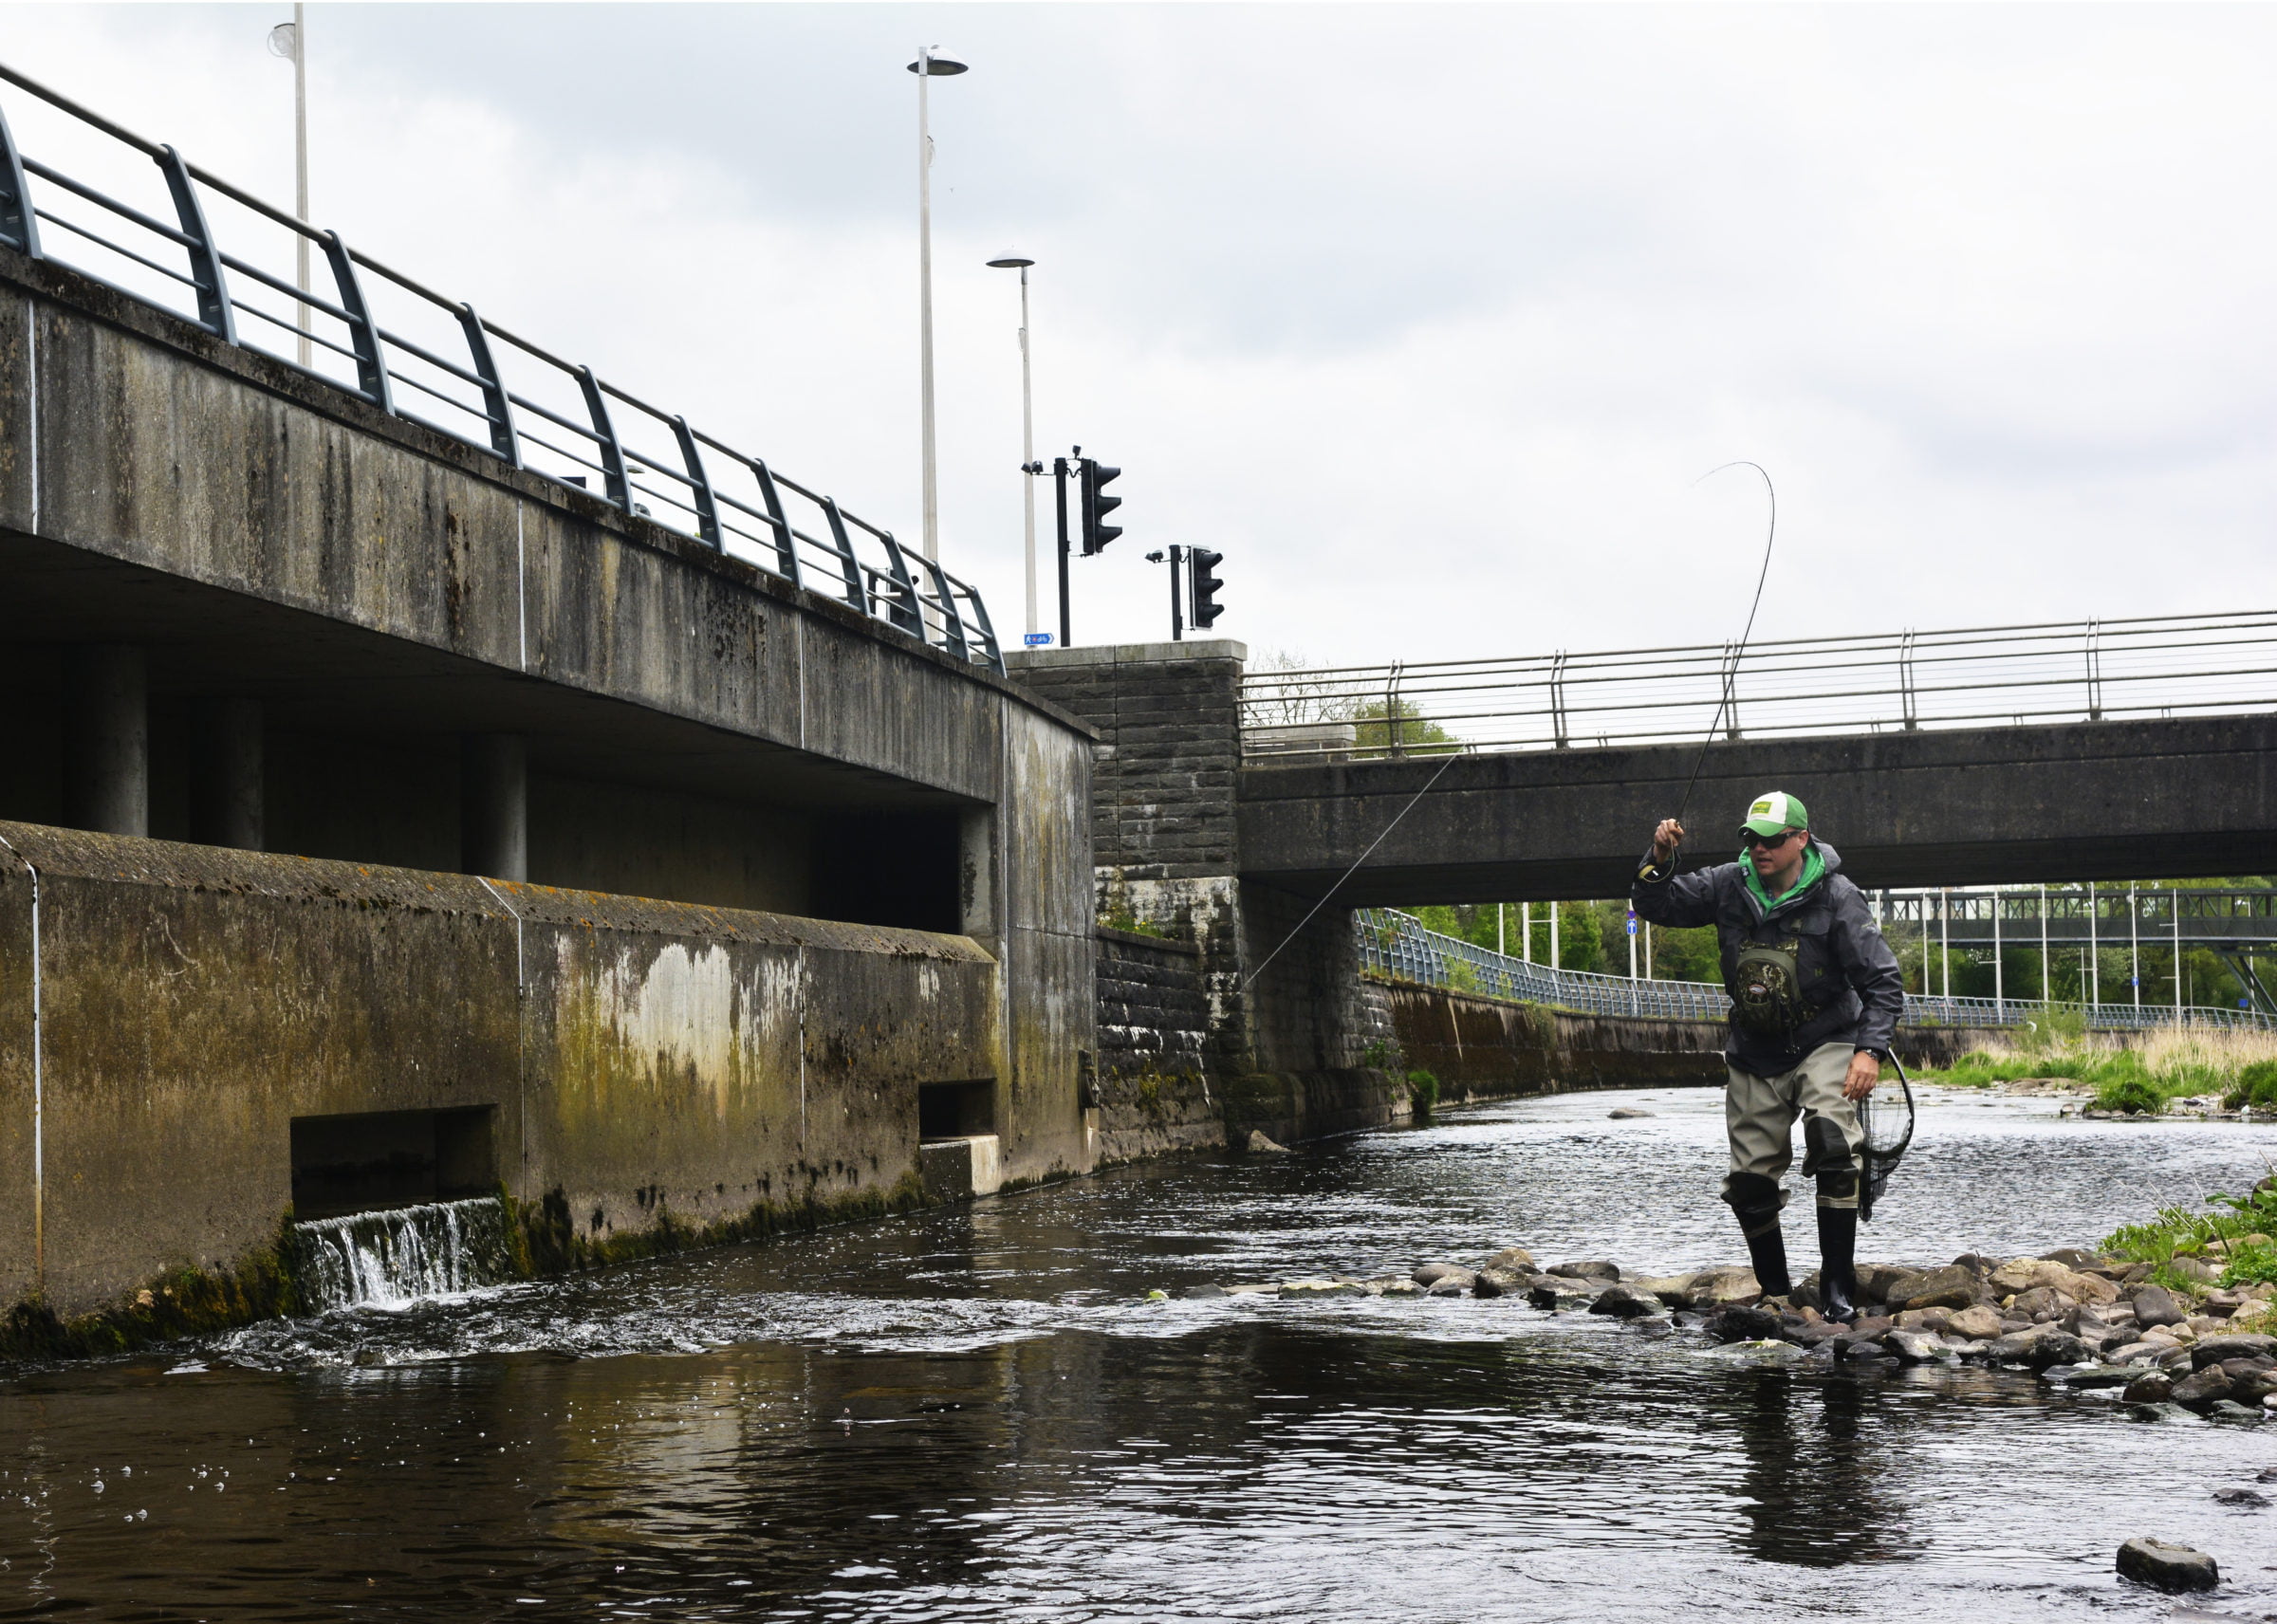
[[1024, 632, 1053, 647]]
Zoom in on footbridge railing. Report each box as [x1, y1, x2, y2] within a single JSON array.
[[1249, 611, 2277, 762], [1356, 908, 2277, 1033], [0, 62, 1004, 675]]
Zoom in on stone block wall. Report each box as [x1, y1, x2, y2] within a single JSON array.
[[1092, 927, 1223, 1164]]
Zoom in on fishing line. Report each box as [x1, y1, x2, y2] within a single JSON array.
[[1239, 747, 1464, 992], [1670, 460, 1778, 838], [1245, 459, 1773, 990]]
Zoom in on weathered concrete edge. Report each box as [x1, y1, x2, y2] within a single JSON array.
[[0, 243, 1097, 746]]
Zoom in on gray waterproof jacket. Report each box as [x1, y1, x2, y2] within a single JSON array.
[[1628, 838, 1903, 1075]]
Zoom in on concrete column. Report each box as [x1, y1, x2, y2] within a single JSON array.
[[958, 804, 999, 953], [460, 733, 528, 881], [62, 644, 148, 837], [191, 698, 264, 851]]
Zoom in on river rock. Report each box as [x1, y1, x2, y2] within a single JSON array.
[[2118, 1537, 2219, 1591], [1631, 1274, 1697, 1306], [1681, 1266, 1763, 1307], [1894, 1264, 1981, 1312], [2108, 1341, 2165, 1365], [2170, 1256, 2221, 1285], [1946, 1304, 2004, 1340], [2007, 1286, 2078, 1322], [1528, 1278, 1599, 1310], [1548, 1260, 1621, 1283], [1883, 1329, 1948, 1363], [1413, 1263, 1475, 1288], [2232, 1368, 2277, 1402], [1990, 1258, 2119, 1305], [2050, 1364, 2135, 1389], [1472, 1266, 1523, 1299], [1481, 1247, 1537, 1274], [1705, 1304, 1786, 1344], [1379, 1279, 1424, 1298], [1589, 1283, 1663, 1320], [1247, 1130, 1292, 1154], [2123, 1370, 2175, 1404], [1176, 1283, 1229, 1299], [2190, 1335, 2277, 1370], [2212, 1486, 2269, 1506], [1607, 1108, 1656, 1118], [2031, 1332, 2093, 1369], [2171, 1367, 2236, 1408], [2208, 1399, 2266, 1422], [2042, 1246, 2107, 1269], [1426, 1277, 1472, 1298], [1279, 1279, 1364, 1298]]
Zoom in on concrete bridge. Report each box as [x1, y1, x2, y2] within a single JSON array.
[[1012, 638, 2277, 1111], [1234, 713, 2277, 904], [0, 83, 1095, 1330]]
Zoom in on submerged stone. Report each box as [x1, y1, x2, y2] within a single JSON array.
[[2116, 1536, 2218, 1592]]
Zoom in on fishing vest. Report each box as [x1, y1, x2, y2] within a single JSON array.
[[1730, 936, 1810, 1035]]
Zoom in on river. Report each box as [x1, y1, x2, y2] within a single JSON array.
[[4, 1084, 2273, 1620]]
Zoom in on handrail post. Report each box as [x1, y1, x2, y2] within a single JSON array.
[[574, 366, 629, 508], [1550, 651, 1568, 748], [0, 101, 39, 256], [1898, 628, 1918, 729], [318, 231, 391, 409], [952, 573, 1003, 673], [875, 533, 925, 637], [919, 557, 968, 658], [747, 457, 799, 585], [456, 305, 519, 466], [1385, 661, 1404, 760], [155, 144, 233, 341], [669, 415, 720, 548], [2085, 617, 2103, 720], [820, 497, 864, 608]]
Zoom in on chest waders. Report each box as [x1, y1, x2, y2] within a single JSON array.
[[1723, 930, 1863, 1320]]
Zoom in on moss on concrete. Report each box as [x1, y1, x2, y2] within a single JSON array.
[[0, 1215, 302, 1359], [518, 1172, 930, 1277]]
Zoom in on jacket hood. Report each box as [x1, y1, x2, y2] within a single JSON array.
[[1811, 839, 1843, 875]]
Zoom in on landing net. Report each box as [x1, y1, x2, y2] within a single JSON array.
[[1857, 1058, 1916, 1223]]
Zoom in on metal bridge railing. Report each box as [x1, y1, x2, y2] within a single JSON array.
[[1247, 611, 2277, 762], [1356, 908, 2277, 1033], [0, 62, 1003, 676]]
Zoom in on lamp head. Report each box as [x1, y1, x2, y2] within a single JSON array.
[[907, 52, 969, 76], [987, 254, 1035, 268]]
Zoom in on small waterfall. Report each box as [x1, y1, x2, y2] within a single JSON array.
[[292, 1196, 514, 1313]]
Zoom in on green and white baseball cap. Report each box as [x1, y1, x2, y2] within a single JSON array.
[[1740, 790, 1808, 838]]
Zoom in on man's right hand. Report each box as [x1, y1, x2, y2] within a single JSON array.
[[1651, 819, 1685, 863]]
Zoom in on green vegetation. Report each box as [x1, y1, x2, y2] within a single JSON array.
[[1924, 1024, 2277, 1112], [2102, 1182, 2277, 1292], [1354, 699, 1460, 757], [1405, 1068, 1440, 1118]]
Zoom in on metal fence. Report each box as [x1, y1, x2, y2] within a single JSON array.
[[1879, 886, 2277, 947], [1247, 611, 2277, 761], [0, 62, 1003, 675], [1356, 908, 2277, 1032]]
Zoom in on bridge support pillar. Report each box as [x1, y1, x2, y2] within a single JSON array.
[[1010, 639, 1403, 1132], [192, 698, 265, 851], [460, 733, 528, 882], [63, 644, 148, 838]]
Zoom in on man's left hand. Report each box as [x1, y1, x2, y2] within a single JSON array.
[[1843, 1050, 1881, 1101]]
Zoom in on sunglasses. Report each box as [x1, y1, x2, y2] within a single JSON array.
[[1743, 827, 1804, 849]]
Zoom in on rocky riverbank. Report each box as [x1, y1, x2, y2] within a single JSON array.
[[1196, 1246, 2277, 1419]]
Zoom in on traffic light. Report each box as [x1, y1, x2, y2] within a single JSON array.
[[1080, 458, 1122, 555], [1189, 547, 1225, 628]]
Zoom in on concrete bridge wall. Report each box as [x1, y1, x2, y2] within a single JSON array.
[[0, 824, 1031, 1323], [0, 244, 1101, 1329]]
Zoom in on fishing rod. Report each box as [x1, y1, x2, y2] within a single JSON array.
[[1248, 462, 1776, 990], [1657, 460, 1778, 862]]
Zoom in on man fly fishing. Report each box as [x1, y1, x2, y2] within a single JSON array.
[[1630, 791, 1903, 1322]]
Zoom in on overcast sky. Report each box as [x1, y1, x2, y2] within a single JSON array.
[[6, 4, 2270, 667]]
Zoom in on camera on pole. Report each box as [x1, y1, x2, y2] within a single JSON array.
[[1079, 457, 1122, 555], [1189, 547, 1226, 628]]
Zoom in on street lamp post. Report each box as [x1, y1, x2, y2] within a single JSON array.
[[267, 4, 310, 368], [987, 253, 1037, 636], [907, 48, 968, 563]]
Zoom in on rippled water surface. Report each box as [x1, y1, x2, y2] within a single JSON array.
[[6, 1085, 2276, 1621]]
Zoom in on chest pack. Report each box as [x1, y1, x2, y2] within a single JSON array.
[[1730, 937, 1810, 1035]]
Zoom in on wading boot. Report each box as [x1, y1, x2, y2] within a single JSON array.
[[1816, 1205, 1860, 1324], [1735, 1207, 1791, 1300]]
